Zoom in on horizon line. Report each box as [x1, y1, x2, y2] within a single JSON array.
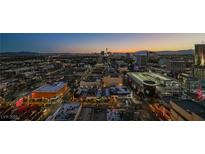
[[0, 48, 194, 54]]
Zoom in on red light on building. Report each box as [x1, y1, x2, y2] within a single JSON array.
[[17, 105, 26, 112], [197, 89, 202, 100], [16, 98, 24, 107], [196, 82, 205, 101]]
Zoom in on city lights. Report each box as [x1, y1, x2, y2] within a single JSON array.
[[0, 33, 205, 121]]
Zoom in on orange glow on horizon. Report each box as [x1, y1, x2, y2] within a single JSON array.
[[110, 46, 194, 53]]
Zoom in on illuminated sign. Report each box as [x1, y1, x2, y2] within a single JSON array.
[[16, 98, 24, 107]]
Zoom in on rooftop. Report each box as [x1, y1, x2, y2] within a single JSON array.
[[128, 72, 177, 86], [107, 109, 121, 121], [34, 82, 66, 93], [84, 75, 100, 82], [110, 86, 130, 95], [128, 72, 157, 86], [48, 103, 80, 121]]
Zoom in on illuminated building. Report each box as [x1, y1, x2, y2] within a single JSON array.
[[17, 82, 69, 106], [80, 76, 101, 88], [118, 66, 129, 73], [148, 103, 172, 121], [31, 82, 68, 99], [193, 44, 205, 80], [196, 83, 204, 101], [194, 44, 205, 66], [102, 74, 123, 87]]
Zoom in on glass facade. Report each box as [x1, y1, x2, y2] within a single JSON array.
[[194, 44, 205, 66]]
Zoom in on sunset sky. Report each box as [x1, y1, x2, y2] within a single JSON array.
[[1, 33, 205, 53]]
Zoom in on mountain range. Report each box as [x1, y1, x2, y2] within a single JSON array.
[[136, 49, 194, 55]]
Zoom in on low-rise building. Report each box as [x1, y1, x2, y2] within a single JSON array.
[[102, 74, 123, 87], [80, 76, 101, 88], [31, 82, 69, 99], [127, 72, 181, 97], [47, 103, 81, 121], [17, 82, 69, 106]]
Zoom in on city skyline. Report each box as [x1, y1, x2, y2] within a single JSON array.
[[1, 36, 205, 121], [1, 33, 205, 53]]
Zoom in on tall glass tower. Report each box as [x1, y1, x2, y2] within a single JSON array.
[[194, 44, 205, 66], [194, 44, 205, 80]]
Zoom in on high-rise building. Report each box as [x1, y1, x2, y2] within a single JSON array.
[[193, 44, 205, 80], [136, 55, 147, 67], [135, 51, 149, 67], [167, 60, 186, 74], [194, 44, 205, 66]]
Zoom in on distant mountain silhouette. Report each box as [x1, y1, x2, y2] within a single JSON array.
[[136, 49, 193, 55], [155, 49, 193, 55], [0, 51, 39, 56]]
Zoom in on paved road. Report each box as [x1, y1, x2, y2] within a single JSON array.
[[77, 107, 93, 121]]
